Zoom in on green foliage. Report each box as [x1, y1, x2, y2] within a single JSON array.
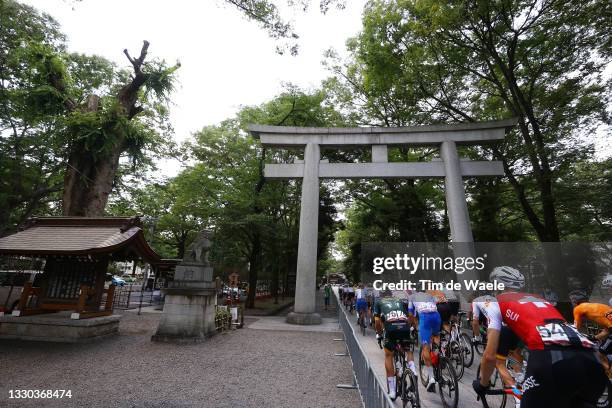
[[0, 0, 178, 228], [224, 0, 345, 54], [0, 0, 67, 234], [326, 0, 612, 242], [114, 87, 345, 294]]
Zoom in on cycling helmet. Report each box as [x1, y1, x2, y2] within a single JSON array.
[[569, 289, 589, 305], [489, 266, 525, 290], [381, 288, 393, 297]]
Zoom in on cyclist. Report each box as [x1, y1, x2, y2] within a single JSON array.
[[570, 290, 612, 342], [443, 286, 461, 325], [472, 266, 607, 408], [473, 294, 524, 405], [355, 282, 368, 326], [344, 283, 354, 310], [374, 288, 416, 401], [428, 287, 460, 334], [408, 291, 441, 392], [365, 282, 376, 327]]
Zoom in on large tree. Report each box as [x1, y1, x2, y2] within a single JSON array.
[[54, 41, 179, 216], [326, 0, 611, 242], [0, 0, 179, 225]]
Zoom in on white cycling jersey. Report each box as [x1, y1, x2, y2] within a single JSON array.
[[471, 295, 502, 330], [356, 288, 365, 299], [408, 292, 438, 314]]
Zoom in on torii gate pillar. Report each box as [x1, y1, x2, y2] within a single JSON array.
[[287, 143, 322, 324], [441, 140, 473, 242], [249, 119, 517, 325]]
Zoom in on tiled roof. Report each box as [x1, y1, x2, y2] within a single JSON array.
[[0, 217, 162, 263]]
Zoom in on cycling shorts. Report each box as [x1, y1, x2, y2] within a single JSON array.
[[418, 311, 441, 346], [521, 348, 607, 408], [356, 298, 367, 313], [384, 321, 414, 351], [497, 326, 521, 359], [436, 302, 458, 323]]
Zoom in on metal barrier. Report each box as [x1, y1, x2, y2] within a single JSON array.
[[334, 290, 395, 408]]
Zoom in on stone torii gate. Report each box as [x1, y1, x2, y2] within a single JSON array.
[[248, 118, 517, 325]]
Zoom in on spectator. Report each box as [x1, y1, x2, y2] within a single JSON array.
[[324, 283, 331, 310]]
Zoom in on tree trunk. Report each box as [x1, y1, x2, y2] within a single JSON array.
[[246, 235, 261, 308], [60, 42, 151, 216], [62, 145, 122, 216]]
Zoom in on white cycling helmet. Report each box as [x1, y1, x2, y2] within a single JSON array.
[[569, 289, 589, 305], [489, 266, 525, 290]]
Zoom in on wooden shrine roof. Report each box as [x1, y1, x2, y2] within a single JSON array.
[[0, 217, 162, 263]]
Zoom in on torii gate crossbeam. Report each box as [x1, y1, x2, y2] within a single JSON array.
[[249, 118, 517, 325]]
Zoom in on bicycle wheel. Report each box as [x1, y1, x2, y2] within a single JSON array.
[[401, 369, 421, 408], [361, 315, 366, 336], [437, 356, 459, 408], [475, 365, 507, 408], [449, 340, 465, 380], [460, 332, 475, 368], [418, 347, 428, 387]]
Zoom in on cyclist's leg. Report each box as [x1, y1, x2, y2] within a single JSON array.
[[520, 350, 557, 408], [419, 313, 433, 367], [520, 349, 606, 408], [553, 350, 607, 408], [383, 329, 399, 399], [496, 326, 521, 388], [436, 302, 451, 333], [430, 311, 442, 348]]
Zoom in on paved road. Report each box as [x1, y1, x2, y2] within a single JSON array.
[[337, 294, 497, 408]]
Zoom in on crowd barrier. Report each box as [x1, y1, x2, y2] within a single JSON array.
[[334, 291, 395, 408]]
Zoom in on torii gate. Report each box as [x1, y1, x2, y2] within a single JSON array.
[[248, 118, 517, 325]]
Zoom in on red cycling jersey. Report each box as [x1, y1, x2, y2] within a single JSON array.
[[474, 291, 595, 350]]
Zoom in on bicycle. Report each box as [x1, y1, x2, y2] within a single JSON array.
[[452, 311, 475, 368], [475, 348, 526, 408], [378, 332, 420, 407], [418, 333, 459, 408], [358, 308, 367, 336], [475, 364, 523, 408], [440, 330, 465, 381]]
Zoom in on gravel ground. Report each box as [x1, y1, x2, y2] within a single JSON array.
[[0, 311, 360, 408]]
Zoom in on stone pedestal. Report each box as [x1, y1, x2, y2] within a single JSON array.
[[0, 311, 120, 343], [286, 311, 321, 325], [152, 262, 217, 343]]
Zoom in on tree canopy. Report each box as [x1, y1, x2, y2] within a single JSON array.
[[2, 0, 610, 293]]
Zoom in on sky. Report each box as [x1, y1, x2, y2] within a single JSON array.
[[22, 0, 367, 177], [17, 0, 612, 171]]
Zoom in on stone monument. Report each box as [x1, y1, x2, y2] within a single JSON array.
[[152, 231, 217, 343]]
